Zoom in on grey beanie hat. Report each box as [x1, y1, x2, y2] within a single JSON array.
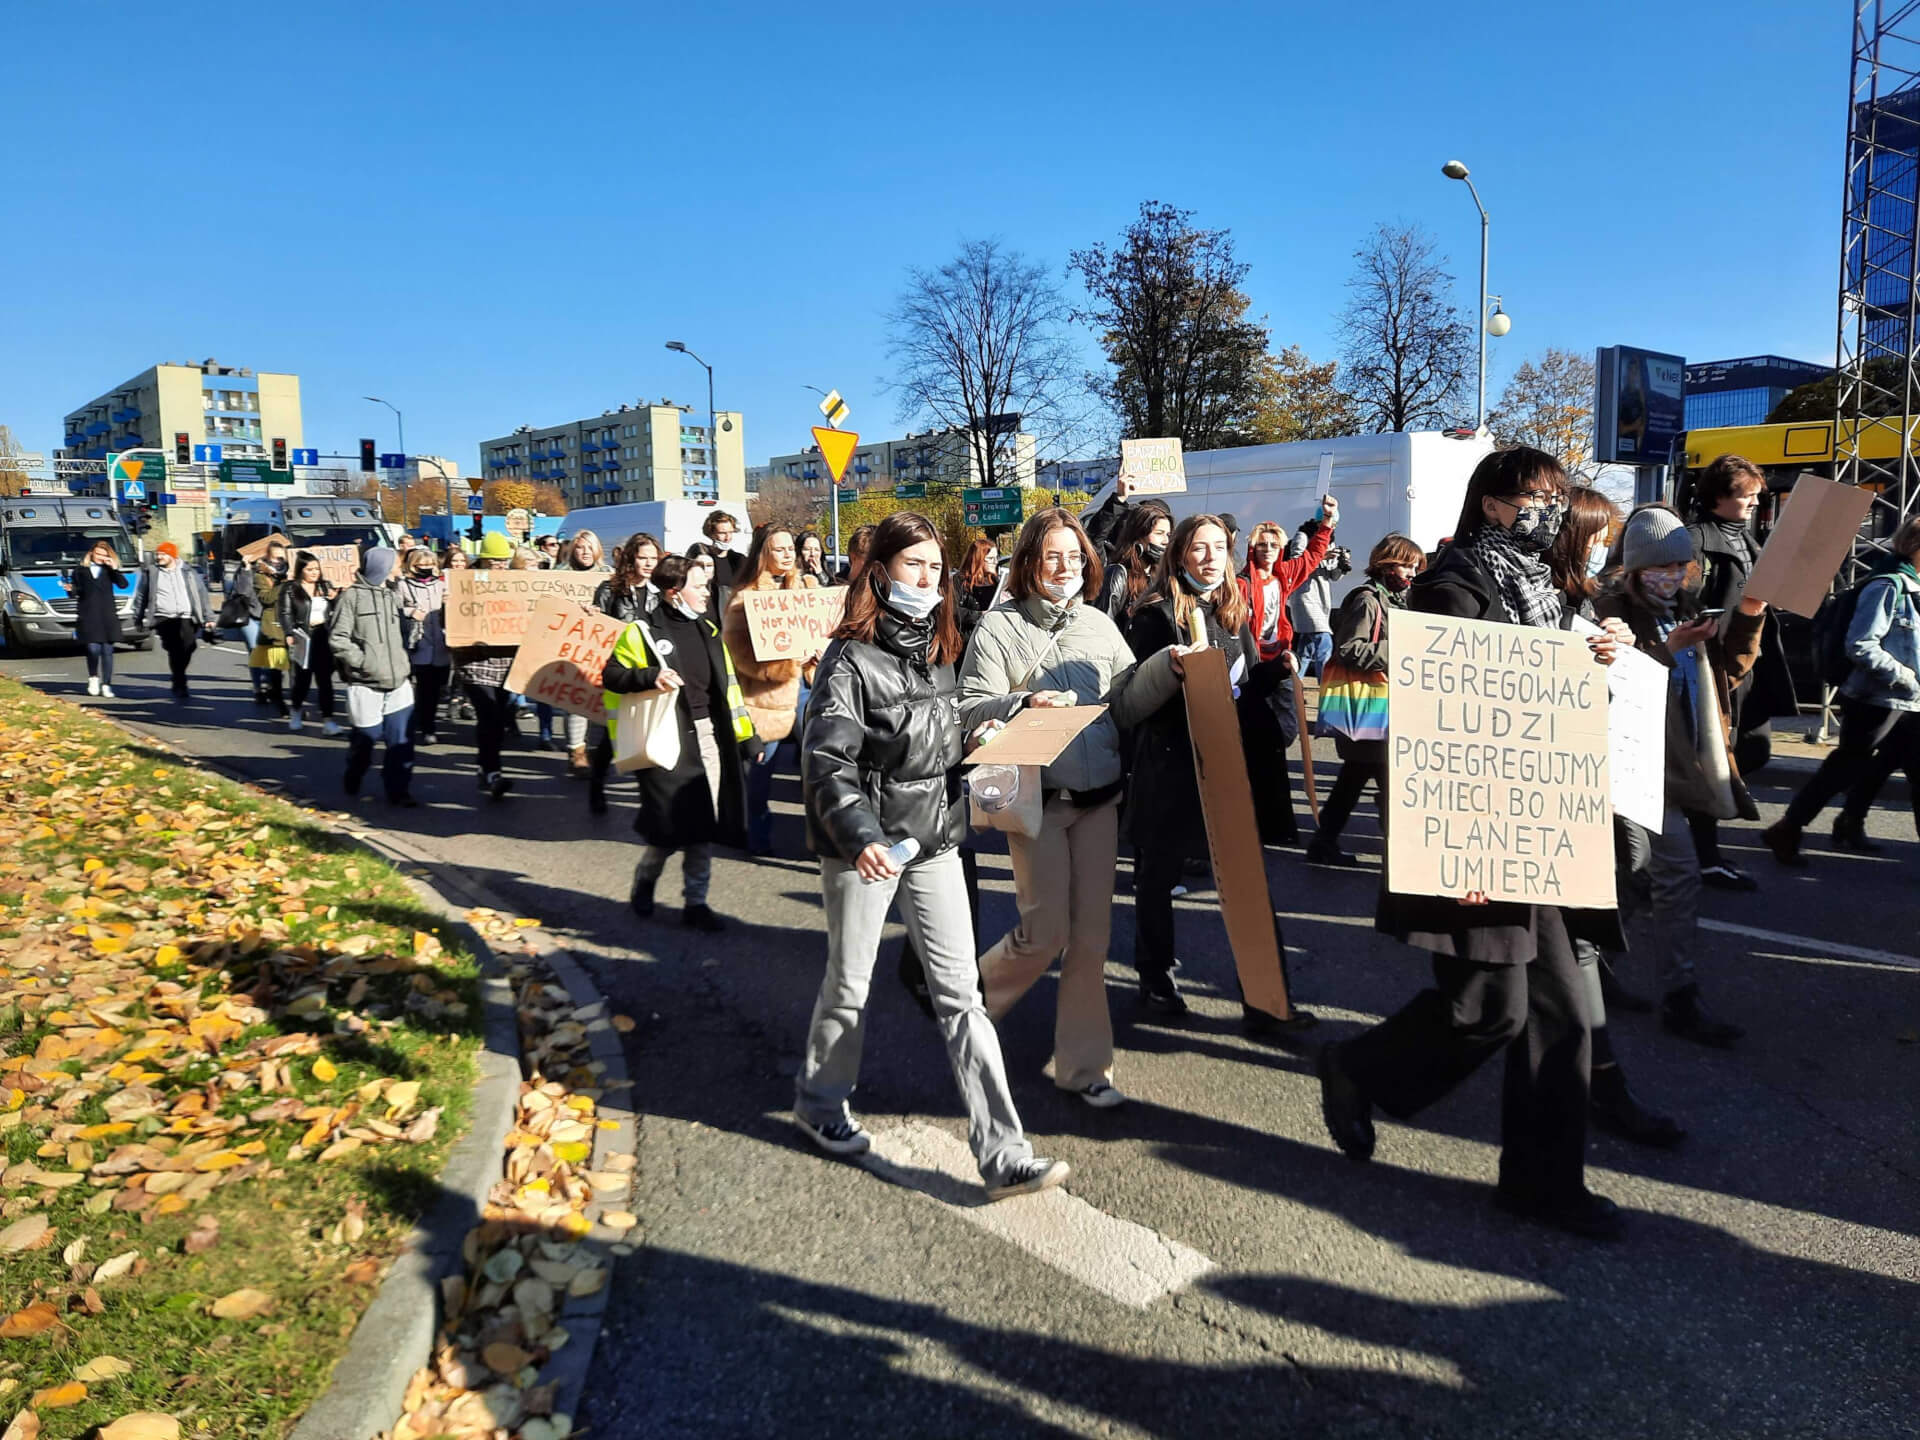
[[361, 546, 398, 587], [1620, 507, 1695, 572]]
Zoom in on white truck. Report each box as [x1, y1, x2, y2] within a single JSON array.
[[1082, 429, 1492, 610], [556, 499, 740, 557]]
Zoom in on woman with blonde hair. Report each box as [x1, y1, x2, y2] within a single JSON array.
[[721, 523, 820, 853]]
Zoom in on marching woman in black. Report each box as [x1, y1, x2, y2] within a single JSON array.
[[1124, 512, 1307, 1038], [277, 550, 342, 735], [1317, 447, 1631, 1239], [67, 537, 130, 698]]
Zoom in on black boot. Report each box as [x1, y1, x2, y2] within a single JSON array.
[[1762, 819, 1806, 868], [1831, 815, 1882, 854], [1137, 970, 1188, 1018], [1661, 984, 1745, 1048], [1597, 956, 1653, 1014], [629, 870, 656, 919], [1589, 1063, 1685, 1147]]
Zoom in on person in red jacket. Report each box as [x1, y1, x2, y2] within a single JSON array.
[[1236, 502, 1338, 845]]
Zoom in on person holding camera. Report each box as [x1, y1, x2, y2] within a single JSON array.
[[1287, 518, 1352, 680], [1237, 507, 1338, 846]]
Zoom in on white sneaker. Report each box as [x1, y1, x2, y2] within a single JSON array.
[[87, 676, 101, 696], [986, 1157, 1071, 1202], [793, 1110, 871, 1156], [99, 685, 115, 699], [321, 719, 342, 737], [288, 711, 304, 732], [1076, 1081, 1127, 1109]]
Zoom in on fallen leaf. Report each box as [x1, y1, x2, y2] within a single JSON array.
[[62, 1236, 87, 1267], [567, 1267, 607, 1298], [0, 1216, 50, 1253], [99, 1416, 182, 1440], [182, 1218, 220, 1255], [30, 1382, 86, 1409], [599, 1211, 638, 1232], [74, 1356, 135, 1383], [0, 1302, 64, 1338], [94, 1250, 141, 1284], [481, 1342, 532, 1374], [343, 1258, 380, 1286], [610, 1013, 637, 1033], [311, 1057, 338, 1083], [210, 1288, 274, 1320], [1, 1409, 39, 1440]]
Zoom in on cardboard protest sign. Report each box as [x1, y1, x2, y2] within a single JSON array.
[[1182, 647, 1296, 1020], [1573, 618, 1667, 831], [962, 705, 1106, 767], [237, 533, 290, 562], [1118, 437, 1187, 495], [1386, 611, 1614, 908], [306, 545, 360, 590], [1744, 472, 1876, 617], [740, 586, 848, 661], [444, 570, 603, 648], [502, 597, 624, 719]]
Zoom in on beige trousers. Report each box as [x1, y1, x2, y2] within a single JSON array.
[[979, 794, 1120, 1091]]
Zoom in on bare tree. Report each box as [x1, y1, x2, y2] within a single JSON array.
[[1070, 202, 1271, 450], [885, 239, 1079, 490], [1337, 223, 1474, 432], [1491, 348, 1597, 471], [749, 473, 820, 533]]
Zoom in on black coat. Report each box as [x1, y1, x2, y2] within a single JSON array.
[[802, 609, 1022, 863], [1686, 519, 1797, 726], [1373, 542, 1626, 961], [601, 611, 754, 850], [1123, 595, 1282, 863], [68, 563, 129, 644]]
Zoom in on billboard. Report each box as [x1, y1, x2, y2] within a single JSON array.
[[1595, 346, 1686, 465]]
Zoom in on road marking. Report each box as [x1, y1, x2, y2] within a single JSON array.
[[861, 1120, 1214, 1310], [1701, 919, 1920, 972]]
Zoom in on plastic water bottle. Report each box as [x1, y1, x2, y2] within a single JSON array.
[[864, 836, 920, 882]]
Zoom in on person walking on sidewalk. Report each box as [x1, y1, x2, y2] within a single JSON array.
[[278, 551, 342, 736], [453, 532, 522, 801], [601, 555, 759, 932], [395, 547, 449, 746], [328, 547, 417, 807], [959, 507, 1178, 1108], [134, 542, 210, 699], [794, 512, 1070, 1202], [721, 524, 819, 855], [232, 538, 291, 706], [1316, 446, 1632, 1240], [1765, 516, 1920, 864], [67, 538, 131, 699]]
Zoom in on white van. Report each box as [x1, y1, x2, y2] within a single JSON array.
[[558, 499, 737, 557], [1084, 430, 1493, 609]]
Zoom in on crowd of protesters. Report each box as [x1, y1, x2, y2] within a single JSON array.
[[57, 448, 1920, 1218]]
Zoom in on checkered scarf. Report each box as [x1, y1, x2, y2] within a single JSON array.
[[1466, 525, 1565, 631]]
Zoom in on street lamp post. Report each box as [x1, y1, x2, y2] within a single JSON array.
[[802, 383, 842, 564], [364, 396, 415, 524], [664, 342, 717, 502], [1440, 161, 1511, 434]]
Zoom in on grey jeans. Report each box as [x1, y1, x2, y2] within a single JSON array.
[[1612, 805, 1701, 997], [632, 717, 722, 904], [797, 844, 1034, 1183]]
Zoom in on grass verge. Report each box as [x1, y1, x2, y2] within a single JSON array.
[[0, 675, 484, 1440]]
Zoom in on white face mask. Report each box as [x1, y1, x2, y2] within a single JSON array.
[[668, 593, 702, 619], [1586, 546, 1608, 579], [887, 580, 941, 620], [1040, 576, 1078, 604]]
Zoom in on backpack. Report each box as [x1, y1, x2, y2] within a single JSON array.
[[1810, 579, 1873, 687]]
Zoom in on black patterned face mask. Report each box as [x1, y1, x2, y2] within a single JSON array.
[[1507, 499, 1567, 552]]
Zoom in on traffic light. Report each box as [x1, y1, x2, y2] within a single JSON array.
[[360, 439, 377, 473], [174, 432, 191, 465], [272, 436, 288, 470]]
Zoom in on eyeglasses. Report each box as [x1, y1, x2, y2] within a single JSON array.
[[1492, 493, 1558, 514], [1043, 553, 1087, 570]]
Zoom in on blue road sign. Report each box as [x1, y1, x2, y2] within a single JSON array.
[[466, 493, 485, 514], [380, 453, 406, 470], [120, 480, 147, 501], [159, 493, 176, 505], [193, 443, 223, 463], [291, 448, 319, 467]]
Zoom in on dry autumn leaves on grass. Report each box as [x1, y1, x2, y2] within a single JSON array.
[[0, 678, 483, 1439]]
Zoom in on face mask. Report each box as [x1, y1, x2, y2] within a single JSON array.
[[1506, 499, 1567, 552], [1141, 543, 1166, 567], [1640, 569, 1686, 601], [1181, 569, 1212, 595], [1379, 572, 1412, 594], [887, 580, 941, 620], [668, 593, 702, 619], [1586, 546, 1608, 579], [1040, 576, 1078, 604]]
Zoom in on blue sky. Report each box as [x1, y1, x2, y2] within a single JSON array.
[[3, 1, 1845, 471]]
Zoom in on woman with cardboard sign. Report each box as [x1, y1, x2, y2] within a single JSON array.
[[1124, 512, 1302, 1037], [720, 523, 821, 855], [794, 512, 1069, 1202], [1317, 446, 1633, 1241], [959, 507, 1179, 1109]]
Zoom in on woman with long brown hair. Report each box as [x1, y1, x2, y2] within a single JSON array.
[[1092, 497, 1172, 636], [722, 523, 820, 853], [953, 534, 1001, 639], [1123, 513, 1302, 1034], [795, 512, 1070, 1200]]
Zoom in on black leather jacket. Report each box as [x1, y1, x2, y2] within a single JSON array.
[[802, 606, 1023, 863], [592, 578, 657, 625]]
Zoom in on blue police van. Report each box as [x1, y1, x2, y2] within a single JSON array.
[[0, 495, 149, 652]]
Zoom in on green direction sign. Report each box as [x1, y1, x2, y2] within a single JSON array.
[[220, 457, 293, 488], [893, 482, 927, 500], [963, 486, 1022, 528], [106, 450, 166, 494], [835, 488, 860, 505]]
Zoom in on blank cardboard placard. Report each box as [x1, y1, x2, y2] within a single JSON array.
[[1118, 436, 1187, 495], [444, 570, 603, 648], [1744, 473, 1876, 618], [503, 597, 625, 719], [741, 586, 847, 661], [1386, 610, 1615, 909], [963, 705, 1106, 767], [1182, 647, 1293, 1019], [237, 533, 290, 562], [1572, 617, 1667, 831]]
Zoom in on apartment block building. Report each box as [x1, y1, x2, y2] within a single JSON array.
[[478, 400, 744, 509], [763, 422, 1036, 495], [62, 358, 302, 471]]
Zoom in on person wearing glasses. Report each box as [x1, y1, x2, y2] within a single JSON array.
[[1317, 447, 1632, 1240]]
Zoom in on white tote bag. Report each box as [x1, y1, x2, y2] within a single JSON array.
[[611, 619, 683, 773]]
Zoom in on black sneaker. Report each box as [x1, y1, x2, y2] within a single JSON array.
[[588, 782, 608, 816], [1661, 985, 1744, 1048], [1597, 957, 1654, 1014], [1493, 1186, 1625, 1241], [1760, 822, 1805, 868], [794, 1110, 871, 1157], [1699, 862, 1759, 891], [629, 876, 656, 919], [1243, 1004, 1318, 1041], [986, 1156, 1071, 1202], [1317, 1042, 1375, 1162], [682, 903, 726, 933], [1589, 1065, 1686, 1148], [1137, 972, 1188, 1018], [1831, 817, 1883, 854], [1306, 840, 1359, 868], [485, 770, 512, 801]]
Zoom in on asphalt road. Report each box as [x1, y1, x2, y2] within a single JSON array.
[[7, 637, 1917, 1440]]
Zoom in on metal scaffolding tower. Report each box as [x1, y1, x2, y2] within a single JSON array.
[[1835, 1, 1920, 572]]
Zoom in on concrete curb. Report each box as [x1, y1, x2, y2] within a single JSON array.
[[106, 717, 638, 1436]]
